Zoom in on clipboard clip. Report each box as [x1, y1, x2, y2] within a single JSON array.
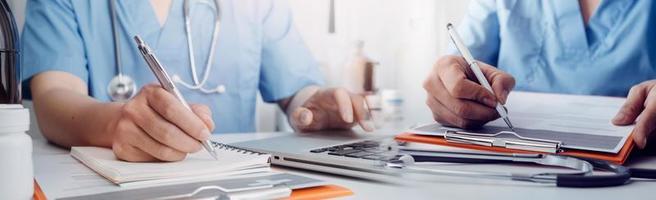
[[444, 130, 562, 153], [153, 183, 292, 200]]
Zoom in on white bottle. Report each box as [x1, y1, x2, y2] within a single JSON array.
[[381, 89, 404, 128], [0, 104, 33, 200]]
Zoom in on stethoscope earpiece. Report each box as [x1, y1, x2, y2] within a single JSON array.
[[214, 84, 226, 94], [173, 74, 227, 94]]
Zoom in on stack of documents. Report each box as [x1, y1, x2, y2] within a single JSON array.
[[70, 145, 271, 187], [398, 92, 636, 164]]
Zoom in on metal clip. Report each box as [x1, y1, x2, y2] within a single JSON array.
[[444, 130, 562, 153], [153, 183, 292, 200]]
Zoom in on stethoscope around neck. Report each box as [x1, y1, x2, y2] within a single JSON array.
[[107, 0, 226, 102]]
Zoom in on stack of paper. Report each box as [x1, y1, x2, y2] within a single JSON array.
[[407, 92, 634, 153], [399, 91, 636, 164], [70, 146, 271, 187]]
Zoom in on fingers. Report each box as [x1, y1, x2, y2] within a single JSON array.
[[131, 130, 187, 162], [611, 82, 656, 149], [112, 142, 156, 162], [123, 101, 202, 153], [130, 124, 187, 162], [423, 56, 506, 129], [334, 89, 354, 123], [113, 119, 186, 162], [291, 107, 320, 132], [424, 69, 498, 121], [631, 86, 656, 149], [191, 104, 215, 131], [613, 84, 647, 125], [437, 57, 497, 107], [478, 62, 515, 104], [426, 95, 487, 129], [350, 94, 373, 132], [113, 84, 214, 162], [143, 85, 211, 141], [290, 88, 373, 132]]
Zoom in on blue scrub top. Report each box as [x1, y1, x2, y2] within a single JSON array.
[[451, 0, 656, 96], [21, 0, 324, 133]]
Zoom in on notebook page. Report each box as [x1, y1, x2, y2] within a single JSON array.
[[71, 146, 270, 184]]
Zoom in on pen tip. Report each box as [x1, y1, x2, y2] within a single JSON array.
[[209, 151, 219, 160], [447, 23, 453, 29], [503, 117, 515, 132]]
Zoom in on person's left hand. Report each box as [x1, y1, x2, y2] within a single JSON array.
[[290, 88, 374, 132], [613, 80, 656, 149]]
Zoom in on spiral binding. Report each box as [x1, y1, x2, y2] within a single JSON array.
[[210, 141, 266, 155]]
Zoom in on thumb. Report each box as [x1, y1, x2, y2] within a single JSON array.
[[479, 62, 515, 104], [613, 86, 647, 125], [291, 107, 321, 132], [190, 104, 215, 131]]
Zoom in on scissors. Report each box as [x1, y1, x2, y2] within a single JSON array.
[[381, 147, 656, 188]]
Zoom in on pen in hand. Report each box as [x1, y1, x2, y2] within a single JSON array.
[[134, 35, 219, 160], [446, 23, 516, 131]]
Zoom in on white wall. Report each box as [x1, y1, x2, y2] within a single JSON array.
[[288, 0, 469, 125]]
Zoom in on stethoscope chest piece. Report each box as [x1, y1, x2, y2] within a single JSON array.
[[107, 74, 137, 102]]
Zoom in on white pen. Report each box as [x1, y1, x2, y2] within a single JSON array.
[[446, 23, 516, 131], [134, 35, 219, 160]]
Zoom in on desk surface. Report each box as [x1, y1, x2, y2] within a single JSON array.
[[33, 131, 656, 200]]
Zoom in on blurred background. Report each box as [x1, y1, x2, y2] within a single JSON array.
[[8, 0, 470, 135]]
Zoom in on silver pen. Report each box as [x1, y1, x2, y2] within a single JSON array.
[[446, 23, 515, 131], [133, 35, 219, 160]]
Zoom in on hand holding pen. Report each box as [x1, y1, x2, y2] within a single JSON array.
[[422, 23, 516, 129], [134, 36, 219, 160], [111, 84, 216, 162], [109, 36, 217, 162]]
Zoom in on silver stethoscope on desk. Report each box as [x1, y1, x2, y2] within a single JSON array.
[[379, 145, 656, 187], [107, 0, 226, 102]]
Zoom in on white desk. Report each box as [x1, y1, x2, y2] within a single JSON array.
[[33, 132, 656, 200]]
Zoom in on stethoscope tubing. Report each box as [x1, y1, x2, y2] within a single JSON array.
[[555, 159, 632, 187], [110, 0, 122, 76], [399, 153, 656, 188], [108, 0, 224, 102], [180, 0, 223, 92]]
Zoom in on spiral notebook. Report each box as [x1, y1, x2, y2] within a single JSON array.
[[70, 142, 271, 187]]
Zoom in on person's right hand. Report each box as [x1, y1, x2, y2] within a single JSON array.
[[111, 84, 215, 162], [423, 55, 515, 129]]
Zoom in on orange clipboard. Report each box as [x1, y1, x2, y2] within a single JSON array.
[[287, 185, 354, 200], [34, 180, 46, 200], [395, 132, 635, 164]]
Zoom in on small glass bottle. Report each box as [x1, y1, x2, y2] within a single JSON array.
[[343, 40, 377, 94]]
